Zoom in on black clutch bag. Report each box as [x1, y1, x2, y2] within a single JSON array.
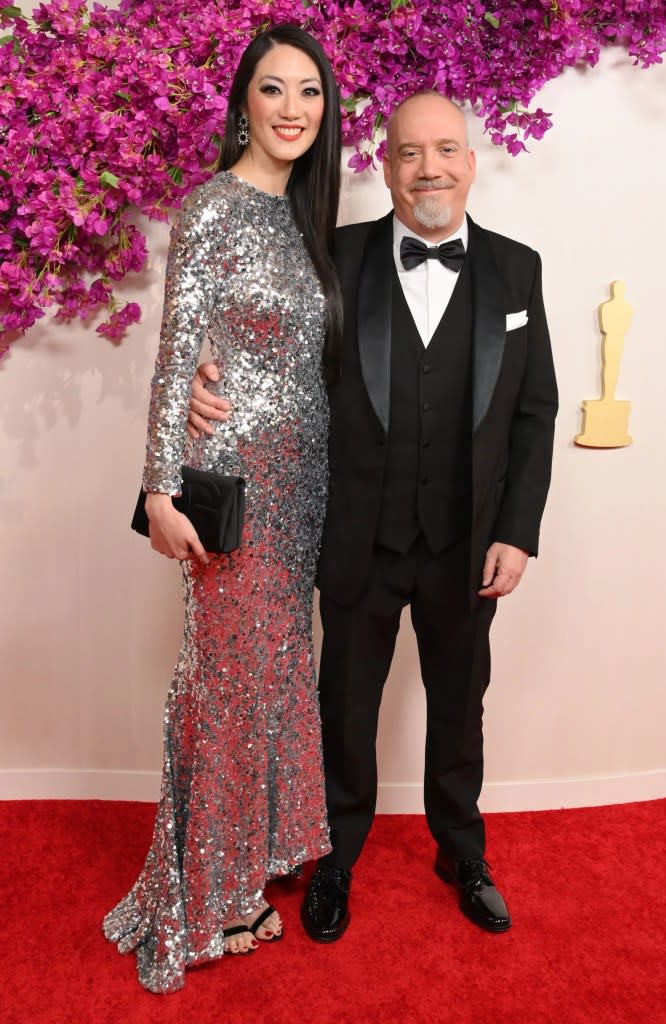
[[131, 466, 245, 553]]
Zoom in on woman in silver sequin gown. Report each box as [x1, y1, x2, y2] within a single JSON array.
[[103, 28, 343, 994]]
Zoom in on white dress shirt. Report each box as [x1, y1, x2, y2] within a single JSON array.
[[392, 214, 469, 347]]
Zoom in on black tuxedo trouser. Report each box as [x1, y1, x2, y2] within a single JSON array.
[[318, 534, 497, 867]]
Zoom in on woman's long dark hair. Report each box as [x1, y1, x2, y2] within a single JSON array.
[[220, 25, 342, 375]]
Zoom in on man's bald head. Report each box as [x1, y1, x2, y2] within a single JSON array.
[[386, 91, 469, 151]]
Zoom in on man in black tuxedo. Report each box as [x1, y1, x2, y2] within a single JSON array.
[[188, 92, 557, 940]]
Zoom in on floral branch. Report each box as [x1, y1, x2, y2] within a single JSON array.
[[0, 0, 664, 348]]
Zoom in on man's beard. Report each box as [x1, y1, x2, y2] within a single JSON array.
[[412, 194, 452, 230]]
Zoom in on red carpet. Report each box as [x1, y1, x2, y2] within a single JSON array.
[[2, 799, 665, 1024]]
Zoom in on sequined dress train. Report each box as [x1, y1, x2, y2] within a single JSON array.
[[103, 173, 331, 993]]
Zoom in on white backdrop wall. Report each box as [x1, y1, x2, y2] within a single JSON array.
[[1, 38, 665, 810]]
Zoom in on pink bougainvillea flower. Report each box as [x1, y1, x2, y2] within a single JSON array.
[[0, 0, 664, 346]]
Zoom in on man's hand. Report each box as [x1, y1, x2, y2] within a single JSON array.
[[187, 363, 232, 439], [478, 542, 529, 598]]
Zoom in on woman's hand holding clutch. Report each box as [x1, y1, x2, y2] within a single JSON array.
[[144, 493, 209, 565]]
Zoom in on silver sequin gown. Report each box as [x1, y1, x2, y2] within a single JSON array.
[[103, 172, 331, 993]]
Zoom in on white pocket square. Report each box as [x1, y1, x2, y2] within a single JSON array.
[[506, 310, 528, 331]]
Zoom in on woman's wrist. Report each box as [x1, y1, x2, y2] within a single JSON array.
[[144, 492, 176, 519]]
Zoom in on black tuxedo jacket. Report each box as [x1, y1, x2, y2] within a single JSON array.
[[317, 211, 558, 607]]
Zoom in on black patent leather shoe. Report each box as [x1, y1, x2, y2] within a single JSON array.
[[301, 862, 352, 942], [435, 854, 511, 933]]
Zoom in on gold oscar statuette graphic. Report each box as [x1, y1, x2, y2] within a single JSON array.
[[575, 280, 633, 448]]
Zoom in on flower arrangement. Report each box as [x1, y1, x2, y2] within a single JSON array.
[[1, 0, 664, 348]]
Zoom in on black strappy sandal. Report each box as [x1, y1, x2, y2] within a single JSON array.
[[248, 904, 283, 943], [222, 923, 258, 954]]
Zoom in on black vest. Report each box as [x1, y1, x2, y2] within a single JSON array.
[[375, 263, 473, 554]]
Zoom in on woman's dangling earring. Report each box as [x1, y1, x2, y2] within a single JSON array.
[[237, 113, 250, 148]]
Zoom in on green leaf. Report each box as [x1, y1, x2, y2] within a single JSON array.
[[484, 12, 500, 29], [0, 32, 20, 52], [0, 167, 10, 180], [100, 171, 120, 189], [114, 90, 130, 102], [390, 0, 410, 10], [0, 6, 23, 18], [167, 166, 183, 185], [341, 95, 358, 112]]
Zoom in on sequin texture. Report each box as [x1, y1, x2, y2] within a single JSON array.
[[103, 172, 331, 993]]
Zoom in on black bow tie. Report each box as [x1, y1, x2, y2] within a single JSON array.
[[400, 235, 466, 272]]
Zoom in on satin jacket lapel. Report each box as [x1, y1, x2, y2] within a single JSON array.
[[468, 217, 506, 433], [357, 212, 393, 433]]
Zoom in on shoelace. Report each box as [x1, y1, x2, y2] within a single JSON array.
[[313, 864, 349, 890], [459, 858, 493, 888]]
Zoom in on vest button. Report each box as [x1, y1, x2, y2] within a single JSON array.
[[422, 440, 430, 449], [420, 477, 429, 486], [422, 401, 431, 411], [423, 364, 431, 374]]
